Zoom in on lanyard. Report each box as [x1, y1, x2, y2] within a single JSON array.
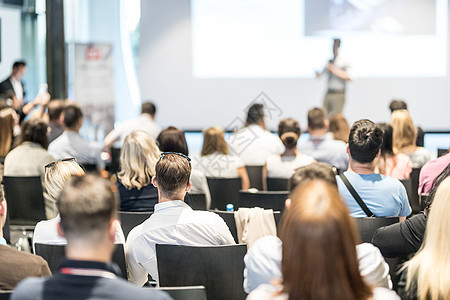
[[60, 267, 117, 279]]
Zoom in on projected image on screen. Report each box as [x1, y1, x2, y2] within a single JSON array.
[[191, 0, 447, 78], [305, 0, 436, 36]]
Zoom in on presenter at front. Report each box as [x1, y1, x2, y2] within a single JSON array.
[[316, 38, 351, 117]]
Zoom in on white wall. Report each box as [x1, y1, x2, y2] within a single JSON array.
[[0, 6, 21, 81]]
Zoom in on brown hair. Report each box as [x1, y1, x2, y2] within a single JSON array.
[[58, 174, 117, 243], [0, 108, 17, 156], [278, 118, 301, 149], [281, 180, 371, 300], [47, 100, 65, 121], [63, 103, 83, 129], [157, 126, 189, 156], [201, 127, 229, 156], [307, 108, 326, 130], [329, 113, 350, 143], [288, 162, 337, 192], [17, 119, 49, 149], [155, 153, 192, 198]]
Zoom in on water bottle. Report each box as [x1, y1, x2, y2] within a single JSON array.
[[226, 203, 234, 212]]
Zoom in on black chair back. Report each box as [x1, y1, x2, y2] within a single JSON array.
[[2, 176, 46, 226], [154, 286, 207, 300], [420, 193, 429, 211], [118, 211, 152, 239], [401, 169, 421, 214], [239, 191, 288, 211], [156, 244, 247, 300], [266, 177, 289, 191], [80, 163, 97, 173], [110, 147, 121, 174], [0, 291, 12, 300], [354, 217, 400, 243], [186, 193, 207, 210], [245, 165, 263, 190], [34, 243, 128, 279], [206, 177, 241, 210]]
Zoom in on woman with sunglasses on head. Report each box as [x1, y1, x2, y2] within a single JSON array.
[[32, 159, 125, 252]]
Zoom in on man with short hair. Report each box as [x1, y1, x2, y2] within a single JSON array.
[[126, 152, 235, 286], [337, 119, 411, 220], [104, 101, 161, 148], [12, 174, 171, 300], [47, 100, 65, 143], [48, 103, 102, 168], [299, 107, 348, 170], [0, 61, 26, 101], [228, 103, 283, 166]]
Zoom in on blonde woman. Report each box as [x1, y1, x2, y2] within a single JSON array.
[[397, 177, 450, 300], [117, 131, 160, 211], [33, 159, 125, 251], [391, 109, 431, 168], [195, 127, 250, 190]]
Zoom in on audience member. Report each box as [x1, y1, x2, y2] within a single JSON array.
[[194, 126, 250, 189], [397, 177, 450, 300], [374, 123, 412, 180], [391, 109, 430, 168], [228, 103, 284, 166], [299, 107, 348, 171], [3, 119, 56, 218], [0, 106, 18, 157], [372, 164, 450, 258], [418, 152, 450, 194], [247, 180, 399, 300], [33, 159, 125, 251], [388, 99, 408, 113], [13, 174, 170, 300], [244, 163, 392, 293], [117, 131, 160, 212], [47, 100, 65, 143], [104, 101, 161, 148], [336, 120, 411, 219], [0, 166, 51, 290], [329, 113, 350, 143], [48, 103, 102, 169], [264, 118, 314, 181], [126, 152, 235, 285]]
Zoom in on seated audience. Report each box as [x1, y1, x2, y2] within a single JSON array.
[[418, 152, 450, 194], [391, 109, 430, 168], [48, 103, 102, 169], [46, 99, 65, 143], [388, 99, 425, 148], [104, 101, 161, 148], [372, 164, 450, 258], [374, 123, 412, 180], [228, 103, 284, 166], [13, 175, 170, 300], [4, 119, 56, 218], [329, 113, 350, 143], [397, 177, 450, 300], [264, 118, 314, 180], [247, 180, 399, 300], [336, 120, 411, 219], [33, 159, 125, 251], [117, 131, 160, 212], [194, 126, 250, 189], [244, 163, 392, 293], [299, 107, 348, 171], [0, 106, 18, 157], [126, 152, 235, 285]]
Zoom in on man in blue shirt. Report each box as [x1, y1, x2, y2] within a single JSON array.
[[336, 120, 411, 220]]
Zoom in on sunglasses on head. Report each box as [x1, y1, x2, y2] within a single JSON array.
[[44, 158, 78, 170], [158, 152, 191, 165]]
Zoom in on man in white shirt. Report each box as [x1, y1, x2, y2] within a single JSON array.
[[316, 38, 351, 117], [126, 152, 235, 286], [104, 101, 161, 148], [228, 103, 284, 166], [0, 61, 26, 101]]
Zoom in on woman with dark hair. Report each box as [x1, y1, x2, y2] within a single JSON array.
[[4, 119, 56, 218], [247, 180, 399, 299], [374, 123, 412, 180], [263, 118, 314, 186]]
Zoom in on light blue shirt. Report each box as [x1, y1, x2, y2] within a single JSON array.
[[337, 172, 411, 217], [298, 135, 348, 170]]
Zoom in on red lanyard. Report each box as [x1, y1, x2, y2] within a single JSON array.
[[60, 267, 117, 279]]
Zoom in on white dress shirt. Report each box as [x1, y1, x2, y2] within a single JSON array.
[[266, 154, 315, 178], [227, 125, 284, 166], [125, 200, 236, 286], [243, 236, 391, 293], [108, 114, 161, 146], [10, 77, 23, 101], [32, 214, 126, 253], [193, 152, 245, 178]]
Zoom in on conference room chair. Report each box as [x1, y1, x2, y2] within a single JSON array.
[[153, 286, 207, 300], [239, 190, 288, 211], [34, 243, 128, 279], [266, 177, 289, 191], [206, 177, 241, 210], [186, 193, 207, 210], [80, 163, 98, 173], [401, 177, 421, 214], [0, 291, 11, 300], [109, 147, 121, 174], [156, 244, 247, 300], [117, 211, 153, 239], [245, 165, 264, 190], [420, 193, 429, 211]]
